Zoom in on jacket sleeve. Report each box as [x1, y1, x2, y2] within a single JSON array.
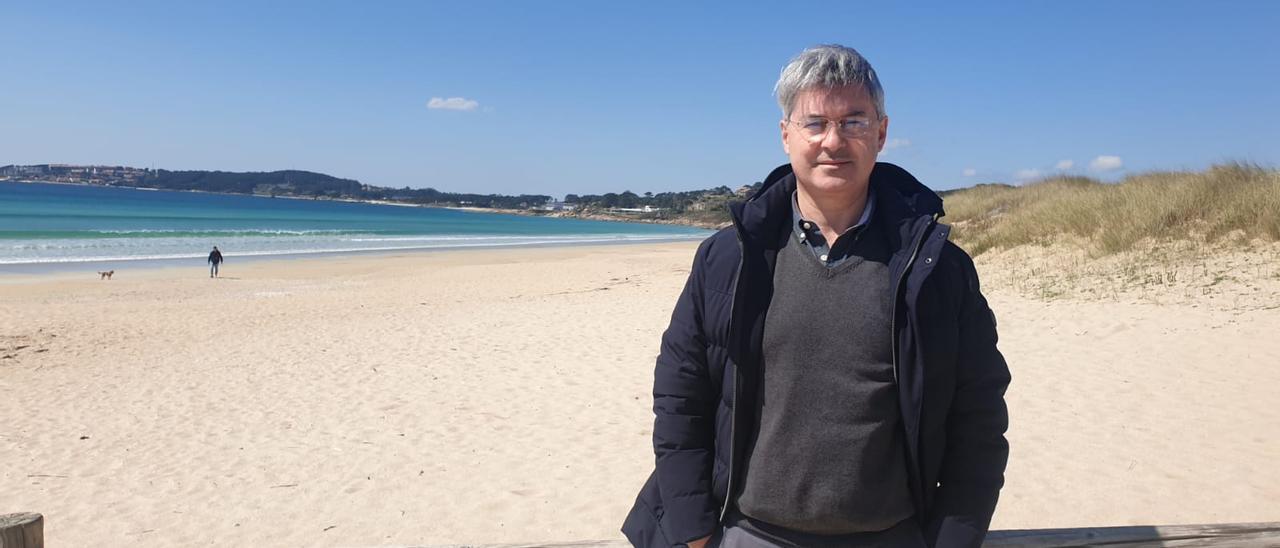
[[652, 238, 721, 544], [926, 248, 1011, 548]]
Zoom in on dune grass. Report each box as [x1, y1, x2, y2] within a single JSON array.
[[942, 162, 1280, 257]]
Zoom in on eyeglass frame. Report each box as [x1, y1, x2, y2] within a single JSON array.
[[785, 115, 883, 142]]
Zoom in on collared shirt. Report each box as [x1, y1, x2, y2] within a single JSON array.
[[791, 187, 876, 267]]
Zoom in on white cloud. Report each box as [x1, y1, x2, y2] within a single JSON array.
[[427, 97, 480, 111], [962, 168, 977, 177], [1089, 155, 1123, 172], [1055, 159, 1074, 170], [879, 138, 911, 156], [1015, 168, 1042, 181]]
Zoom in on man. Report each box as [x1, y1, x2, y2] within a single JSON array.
[[208, 246, 224, 278], [623, 45, 1010, 548]]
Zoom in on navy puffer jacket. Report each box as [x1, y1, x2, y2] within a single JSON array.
[[622, 163, 1010, 548]]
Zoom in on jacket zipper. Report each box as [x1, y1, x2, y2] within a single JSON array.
[[890, 213, 939, 385], [719, 229, 745, 523]]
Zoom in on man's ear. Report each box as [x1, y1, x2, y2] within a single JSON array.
[[876, 115, 889, 152], [780, 119, 791, 155]]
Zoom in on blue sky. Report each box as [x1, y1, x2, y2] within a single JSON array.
[[2, 1, 1277, 197]]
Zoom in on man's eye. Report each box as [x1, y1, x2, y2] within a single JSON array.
[[802, 121, 827, 132], [841, 119, 870, 130]]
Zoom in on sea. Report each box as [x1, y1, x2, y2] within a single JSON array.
[[0, 181, 712, 273]]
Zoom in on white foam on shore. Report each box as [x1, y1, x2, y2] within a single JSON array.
[[0, 233, 706, 265]]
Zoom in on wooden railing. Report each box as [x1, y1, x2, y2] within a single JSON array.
[[3, 513, 1277, 547], [983, 522, 1280, 547]]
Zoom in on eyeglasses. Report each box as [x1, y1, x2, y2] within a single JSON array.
[[787, 116, 880, 142]]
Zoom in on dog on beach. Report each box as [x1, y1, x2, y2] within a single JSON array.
[[98, 270, 114, 280]]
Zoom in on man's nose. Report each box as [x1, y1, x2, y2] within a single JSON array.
[[819, 124, 848, 149]]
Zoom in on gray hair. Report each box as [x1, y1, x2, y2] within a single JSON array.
[[775, 44, 885, 119]]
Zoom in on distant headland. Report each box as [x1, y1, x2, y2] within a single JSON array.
[[0, 164, 743, 229]]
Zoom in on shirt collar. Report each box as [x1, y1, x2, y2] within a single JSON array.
[[791, 187, 877, 240]]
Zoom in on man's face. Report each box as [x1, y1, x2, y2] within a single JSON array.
[[781, 85, 888, 199]]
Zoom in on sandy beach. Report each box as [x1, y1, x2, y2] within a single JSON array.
[[2, 242, 1278, 546]]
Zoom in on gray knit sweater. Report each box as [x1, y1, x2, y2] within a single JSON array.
[[735, 219, 914, 535]]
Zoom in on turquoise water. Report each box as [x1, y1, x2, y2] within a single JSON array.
[[0, 181, 710, 268]]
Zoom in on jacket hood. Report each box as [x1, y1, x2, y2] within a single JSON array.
[[731, 162, 944, 247]]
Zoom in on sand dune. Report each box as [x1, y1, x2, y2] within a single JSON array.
[[2, 242, 1277, 546]]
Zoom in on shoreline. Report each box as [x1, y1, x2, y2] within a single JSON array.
[[0, 179, 714, 276], [0, 234, 708, 280]]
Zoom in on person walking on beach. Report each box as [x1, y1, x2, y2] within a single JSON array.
[[207, 246, 224, 278], [623, 45, 1010, 548]]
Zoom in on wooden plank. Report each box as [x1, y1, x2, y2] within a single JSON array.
[[984, 521, 1280, 547], [1, 515, 1270, 548], [0, 513, 43, 548]]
